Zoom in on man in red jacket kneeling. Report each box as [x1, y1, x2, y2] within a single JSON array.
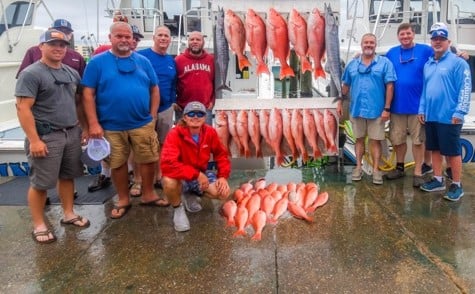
[[160, 101, 231, 232]]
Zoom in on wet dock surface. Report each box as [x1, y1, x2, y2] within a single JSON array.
[[1, 164, 474, 293]]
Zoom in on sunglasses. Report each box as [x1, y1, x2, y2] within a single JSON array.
[[116, 57, 137, 74], [399, 47, 415, 64], [186, 111, 206, 118], [49, 67, 73, 85], [357, 62, 374, 74]]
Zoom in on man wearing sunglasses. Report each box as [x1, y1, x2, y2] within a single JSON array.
[[418, 27, 471, 201], [384, 23, 434, 187], [82, 22, 163, 219], [160, 101, 231, 232], [15, 29, 89, 243], [341, 33, 397, 185]]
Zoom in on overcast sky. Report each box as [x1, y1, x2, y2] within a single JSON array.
[[36, 1, 112, 45]]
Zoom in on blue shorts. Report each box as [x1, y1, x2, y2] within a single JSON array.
[[425, 122, 462, 156], [182, 171, 217, 196]]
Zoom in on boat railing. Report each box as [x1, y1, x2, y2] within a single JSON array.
[[175, 7, 214, 55], [104, 7, 164, 35]]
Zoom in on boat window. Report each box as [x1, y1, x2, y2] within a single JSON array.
[[0, 1, 33, 35], [347, 0, 365, 19], [447, 0, 475, 24], [369, 0, 403, 23]]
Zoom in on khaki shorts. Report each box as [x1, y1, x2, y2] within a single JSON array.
[[104, 120, 159, 169], [156, 106, 174, 144], [389, 114, 425, 146], [350, 116, 385, 140]]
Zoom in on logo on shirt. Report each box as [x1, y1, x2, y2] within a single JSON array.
[[183, 63, 211, 73]]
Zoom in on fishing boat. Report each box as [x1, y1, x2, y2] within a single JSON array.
[[0, 0, 474, 176]]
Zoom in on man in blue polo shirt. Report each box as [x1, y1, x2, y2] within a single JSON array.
[[418, 25, 472, 201], [340, 33, 397, 185]]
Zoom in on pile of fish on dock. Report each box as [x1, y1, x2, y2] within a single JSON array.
[[215, 4, 342, 97], [215, 107, 338, 165], [220, 178, 329, 241]]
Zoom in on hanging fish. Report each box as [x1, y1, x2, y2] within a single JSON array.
[[214, 7, 231, 92], [224, 9, 251, 71]]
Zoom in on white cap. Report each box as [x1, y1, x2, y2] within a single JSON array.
[[86, 138, 111, 161], [430, 22, 448, 32]]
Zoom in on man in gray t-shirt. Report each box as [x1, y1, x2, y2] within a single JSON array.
[[15, 29, 90, 244]]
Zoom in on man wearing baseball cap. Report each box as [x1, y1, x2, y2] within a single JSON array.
[[160, 101, 231, 232], [418, 24, 472, 201], [16, 18, 86, 78], [15, 28, 89, 243]]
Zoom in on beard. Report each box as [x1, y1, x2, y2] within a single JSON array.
[[189, 46, 203, 55]]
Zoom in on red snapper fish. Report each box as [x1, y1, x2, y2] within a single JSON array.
[[282, 109, 298, 161], [236, 110, 251, 157], [247, 109, 263, 157], [268, 108, 284, 166], [259, 109, 272, 147], [288, 8, 312, 73], [245, 9, 269, 76], [302, 109, 322, 159], [291, 109, 308, 162], [233, 206, 249, 237], [227, 110, 243, 156], [307, 191, 329, 213], [288, 202, 314, 222], [224, 9, 251, 71], [215, 110, 230, 153], [324, 109, 338, 154], [266, 8, 295, 80], [272, 196, 289, 222], [221, 200, 237, 227], [246, 194, 261, 224], [307, 8, 326, 79], [312, 109, 329, 151], [251, 210, 267, 241]]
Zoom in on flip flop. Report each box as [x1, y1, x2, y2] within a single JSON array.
[[110, 203, 132, 219], [60, 215, 91, 228], [32, 230, 57, 244], [140, 197, 170, 207]]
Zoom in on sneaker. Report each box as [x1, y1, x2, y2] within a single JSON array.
[[420, 177, 446, 192], [173, 204, 190, 232], [182, 193, 202, 213], [412, 175, 425, 187], [444, 168, 453, 181], [421, 163, 433, 176], [444, 183, 464, 201], [385, 168, 405, 180], [372, 170, 383, 185], [351, 167, 363, 181], [88, 174, 111, 192]]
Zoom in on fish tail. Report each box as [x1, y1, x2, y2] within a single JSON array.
[[217, 84, 232, 92], [305, 215, 314, 223], [313, 66, 326, 79], [238, 56, 252, 71], [256, 62, 270, 76], [301, 58, 312, 74], [256, 148, 263, 158], [245, 149, 251, 158], [233, 229, 247, 237], [279, 65, 295, 80], [226, 219, 235, 227], [251, 232, 262, 241], [328, 144, 338, 155], [267, 217, 277, 225]]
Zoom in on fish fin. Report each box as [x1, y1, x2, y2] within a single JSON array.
[[279, 65, 295, 80], [313, 66, 326, 79], [226, 219, 236, 227], [238, 56, 252, 71], [256, 62, 270, 76], [217, 84, 232, 92], [301, 58, 312, 74]]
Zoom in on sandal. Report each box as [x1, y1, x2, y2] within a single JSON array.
[[60, 215, 91, 228], [32, 230, 56, 244], [140, 197, 170, 207], [110, 203, 132, 219], [129, 182, 142, 197]]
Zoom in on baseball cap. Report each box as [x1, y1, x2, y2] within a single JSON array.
[[184, 101, 206, 115], [86, 138, 111, 161], [39, 29, 70, 45], [431, 28, 448, 39], [51, 19, 73, 32], [131, 25, 144, 39], [429, 22, 448, 32]]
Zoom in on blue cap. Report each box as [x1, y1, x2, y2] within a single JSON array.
[[431, 28, 448, 39], [39, 29, 70, 45], [51, 19, 73, 32]]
